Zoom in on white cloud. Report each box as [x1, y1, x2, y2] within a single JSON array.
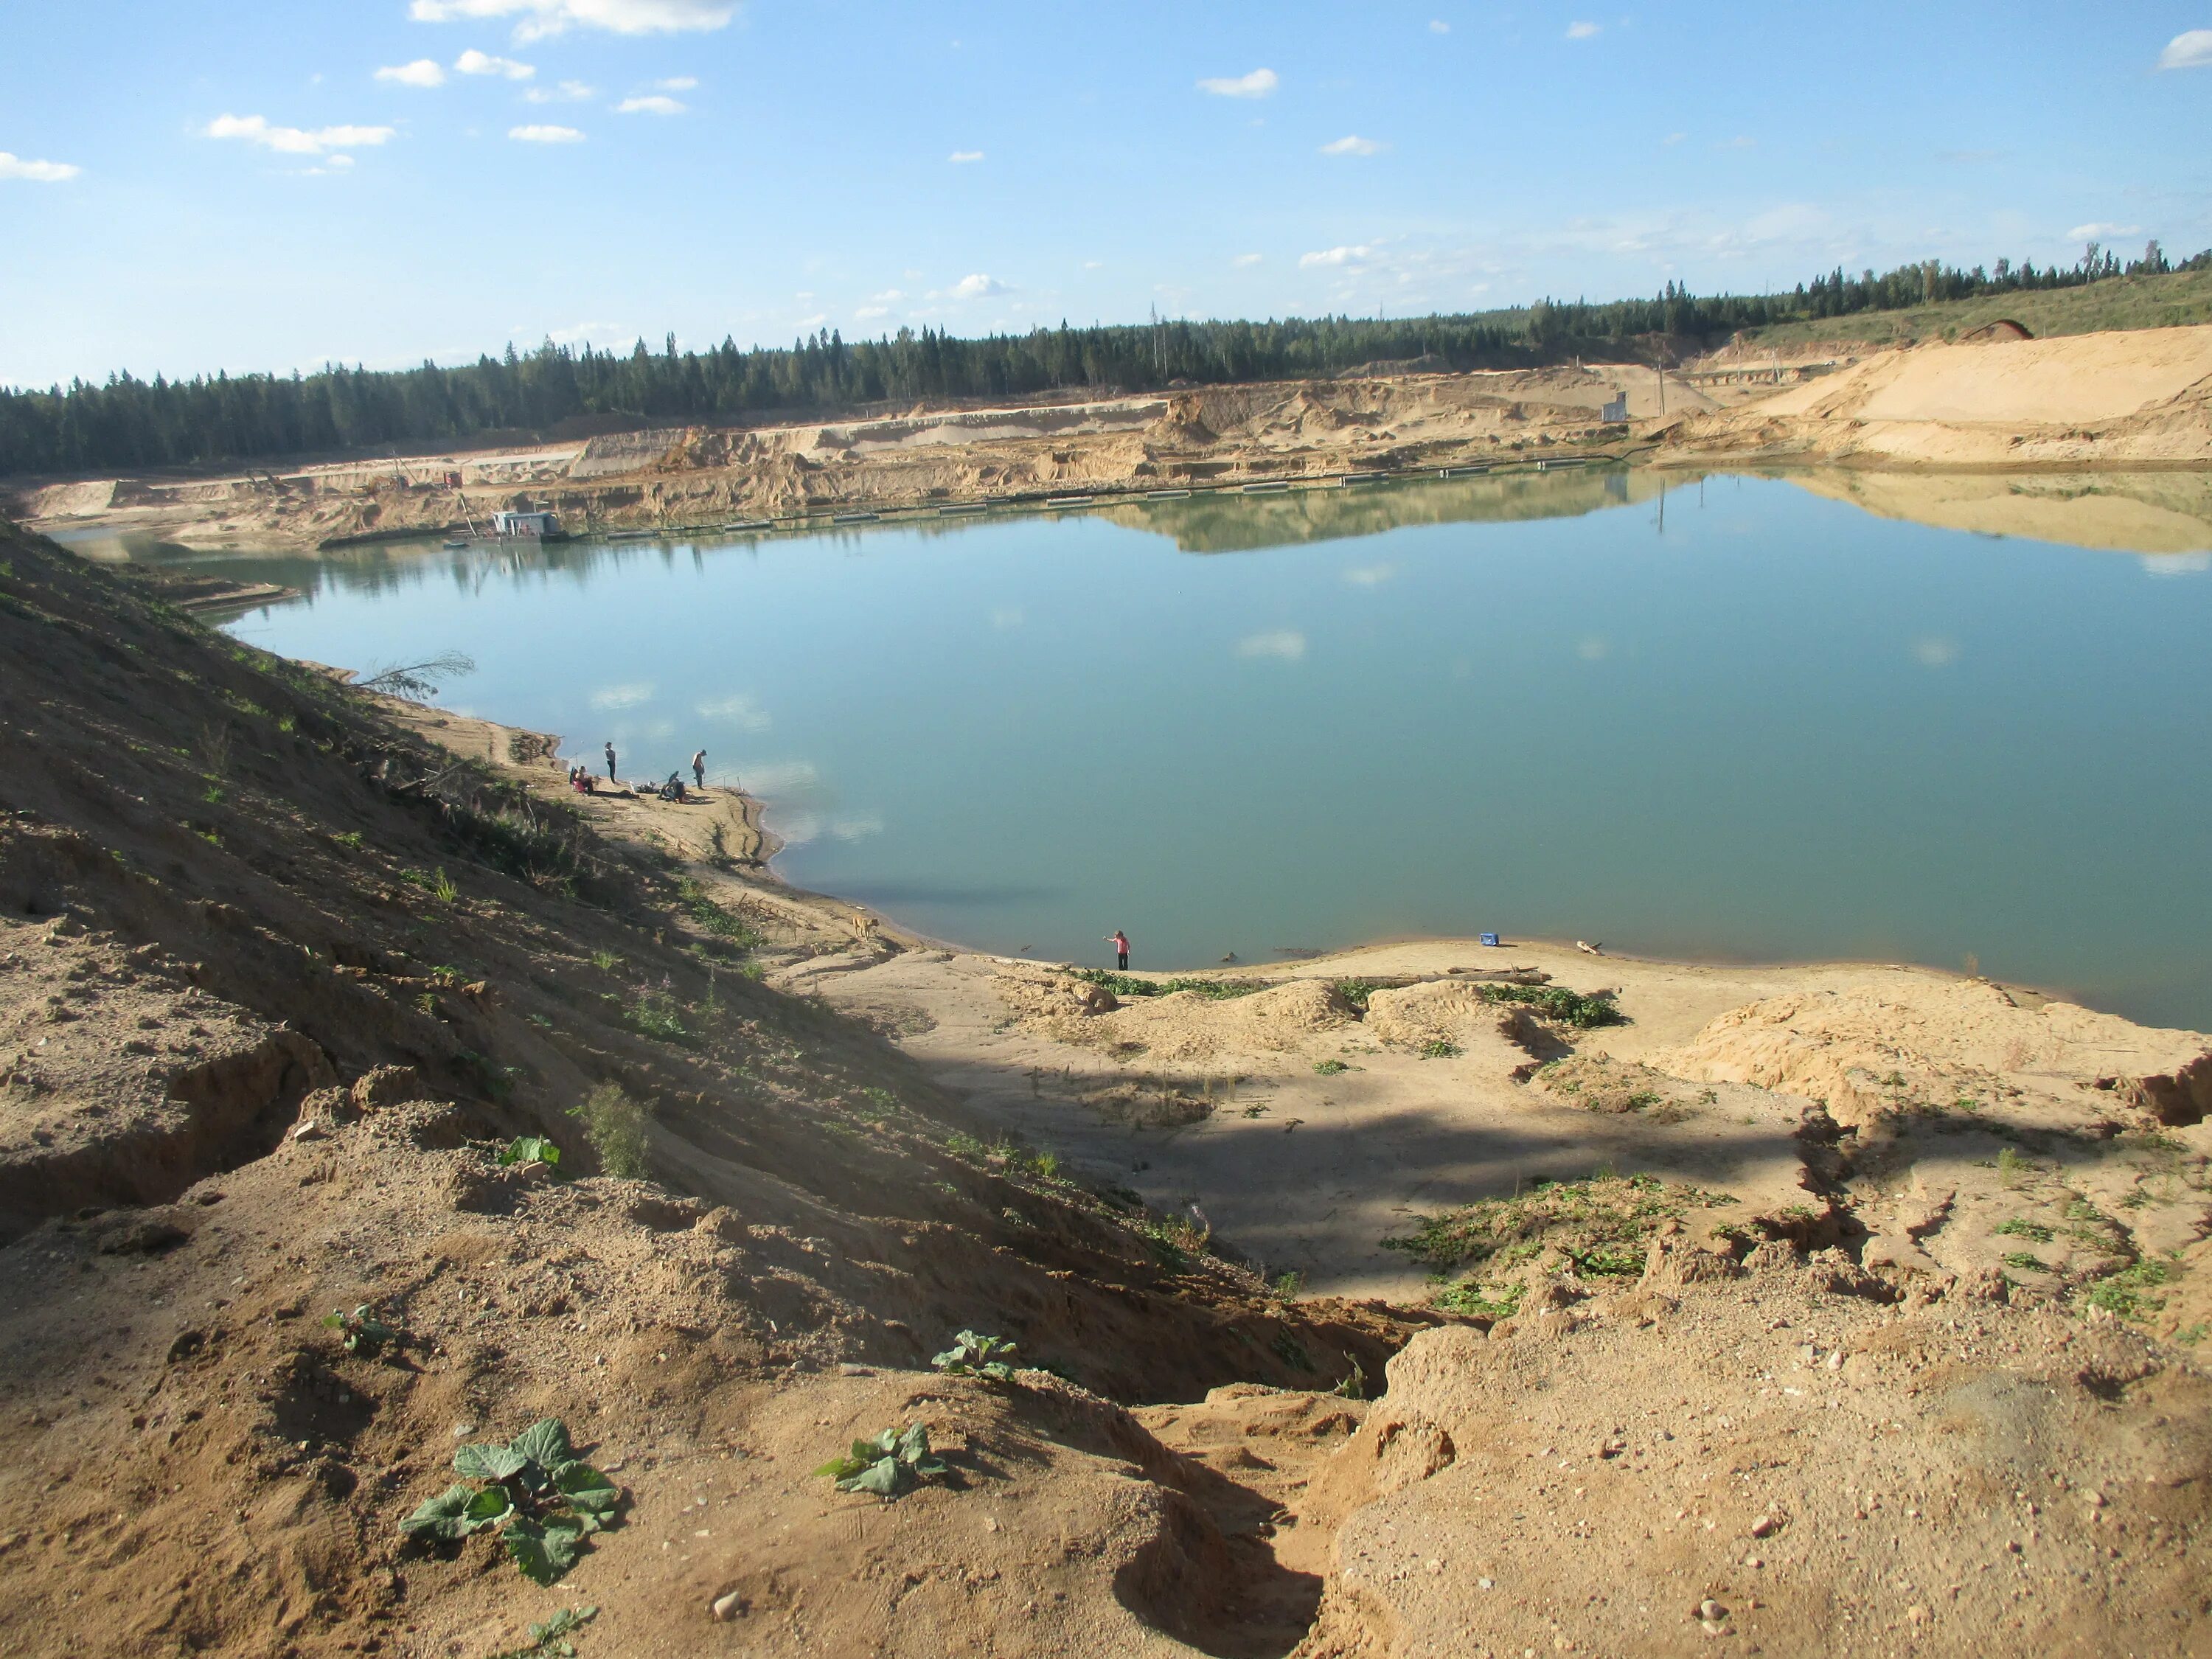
[[1342, 563, 1394, 586], [408, 0, 734, 41], [739, 759, 818, 796], [795, 311, 827, 328], [1300, 245, 1373, 268], [0, 152, 81, 182], [376, 58, 448, 86], [1236, 629, 1307, 661], [695, 693, 770, 729], [616, 94, 685, 114], [855, 305, 890, 320], [950, 273, 1009, 298], [1910, 636, 1959, 669], [524, 79, 595, 102], [1197, 67, 1279, 98], [509, 123, 584, 142], [948, 149, 984, 163], [204, 114, 395, 154], [1662, 131, 1686, 146], [1319, 134, 1385, 156], [1429, 18, 1450, 32], [1565, 20, 1601, 38], [1576, 635, 1610, 661], [456, 48, 535, 78], [2143, 552, 2211, 577], [1234, 252, 1264, 266], [591, 681, 656, 709], [2067, 220, 2141, 242], [656, 75, 698, 90], [990, 605, 1023, 630], [2158, 29, 2212, 69]]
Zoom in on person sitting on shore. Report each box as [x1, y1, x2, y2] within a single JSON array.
[[662, 772, 687, 802]]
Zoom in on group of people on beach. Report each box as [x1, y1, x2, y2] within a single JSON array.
[[567, 742, 717, 803]]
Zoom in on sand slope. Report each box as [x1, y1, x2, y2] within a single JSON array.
[[1667, 324, 2212, 468]]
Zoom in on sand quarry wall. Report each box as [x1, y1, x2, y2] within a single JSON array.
[[1670, 323, 2212, 466]]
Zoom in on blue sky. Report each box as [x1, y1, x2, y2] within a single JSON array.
[[3, 2, 2209, 389]]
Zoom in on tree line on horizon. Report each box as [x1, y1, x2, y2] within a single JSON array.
[[4, 242, 2203, 479]]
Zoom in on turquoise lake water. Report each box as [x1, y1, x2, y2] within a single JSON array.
[[180, 470, 2212, 1030]]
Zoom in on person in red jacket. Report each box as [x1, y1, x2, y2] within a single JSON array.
[[1106, 930, 1130, 971]]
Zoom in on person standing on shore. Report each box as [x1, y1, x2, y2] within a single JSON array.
[[604, 740, 617, 782], [692, 748, 706, 791], [1107, 930, 1130, 971]]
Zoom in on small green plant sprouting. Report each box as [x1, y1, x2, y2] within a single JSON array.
[[1995, 1217, 2054, 1242], [675, 878, 765, 950], [1418, 1038, 1461, 1060], [400, 1418, 622, 1585], [322, 1304, 397, 1355], [1273, 1270, 1305, 1301], [1434, 1278, 1525, 1320], [2177, 1323, 2208, 1346], [569, 1083, 648, 1178], [1070, 969, 1263, 1000], [933, 1330, 1019, 1380], [1570, 1241, 1647, 1278], [1333, 978, 1382, 1011], [1332, 1356, 1366, 1399], [589, 950, 620, 973], [414, 990, 439, 1016], [1312, 1059, 1349, 1076], [1996, 1146, 2034, 1187], [332, 830, 364, 850], [202, 783, 226, 805], [498, 1135, 562, 1169], [1031, 1150, 1063, 1180], [489, 1605, 598, 1659], [620, 991, 692, 1046], [400, 866, 461, 903], [1472, 982, 1625, 1029], [2083, 1256, 2177, 1321], [813, 1424, 950, 1498], [276, 713, 298, 735], [2001, 1251, 2049, 1273]]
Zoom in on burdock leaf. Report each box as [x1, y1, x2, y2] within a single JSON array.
[[464, 1485, 513, 1528], [400, 1483, 479, 1540], [504, 1516, 584, 1585], [838, 1456, 905, 1496], [895, 1423, 932, 1464], [812, 1454, 864, 1481], [454, 1442, 529, 1482], [554, 1460, 620, 1517], [511, 1418, 574, 1472]]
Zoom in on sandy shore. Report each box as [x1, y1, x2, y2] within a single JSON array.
[[392, 700, 2212, 1321]]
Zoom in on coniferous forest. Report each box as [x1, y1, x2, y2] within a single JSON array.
[[4, 244, 2202, 477]]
